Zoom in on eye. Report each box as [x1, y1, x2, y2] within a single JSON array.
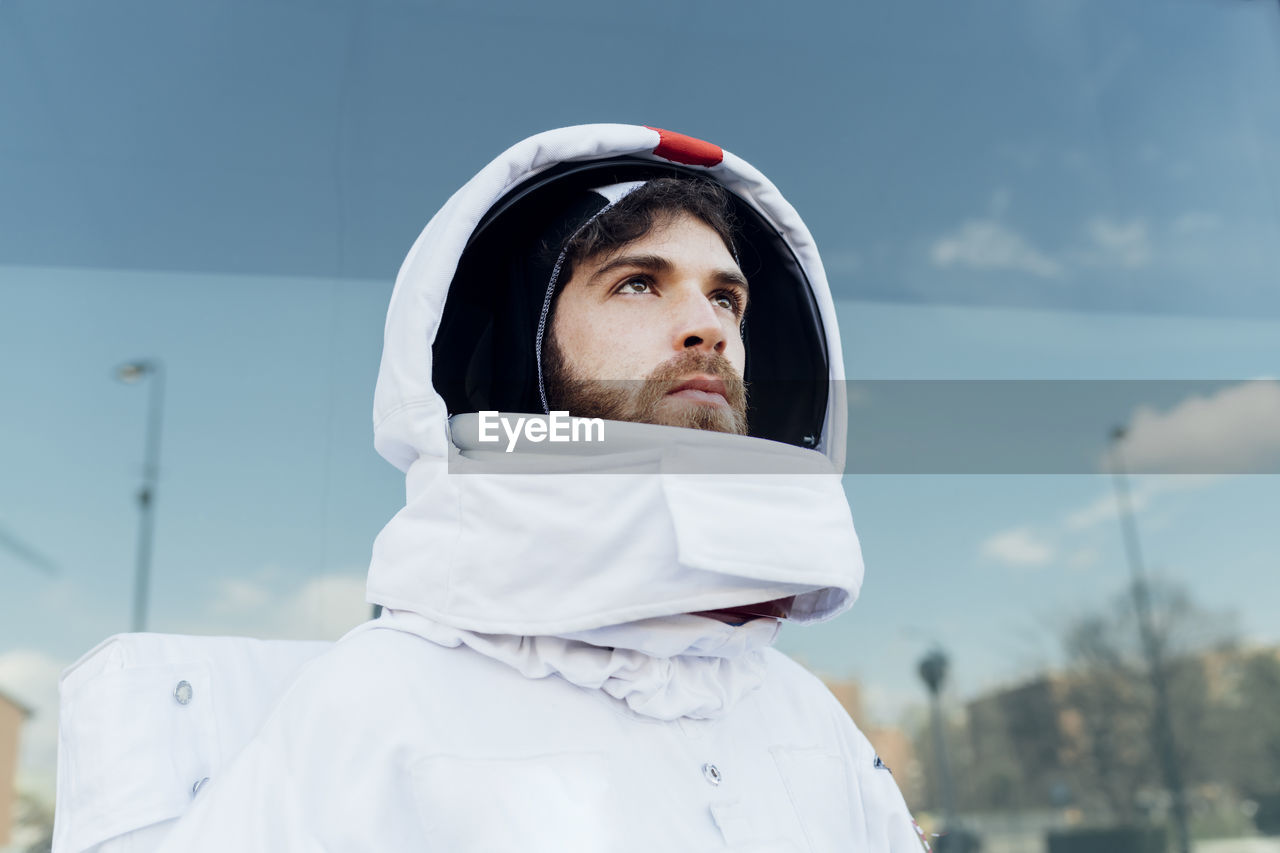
[[711, 290, 744, 316], [615, 276, 653, 295]]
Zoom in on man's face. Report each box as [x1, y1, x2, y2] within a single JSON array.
[[545, 212, 749, 434]]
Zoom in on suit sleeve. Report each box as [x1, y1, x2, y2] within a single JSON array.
[[153, 653, 428, 853], [834, 706, 931, 852]]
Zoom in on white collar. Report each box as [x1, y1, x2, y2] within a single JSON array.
[[367, 608, 782, 720]]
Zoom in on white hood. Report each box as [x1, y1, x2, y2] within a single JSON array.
[[366, 124, 861, 650]]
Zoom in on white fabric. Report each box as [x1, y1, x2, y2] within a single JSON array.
[[591, 179, 647, 205], [373, 415, 862, 638], [376, 608, 778, 721], [52, 634, 330, 853], [53, 124, 919, 852], [150, 626, 924, 853]]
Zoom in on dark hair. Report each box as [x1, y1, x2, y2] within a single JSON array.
[[553, 177, 738, 284]]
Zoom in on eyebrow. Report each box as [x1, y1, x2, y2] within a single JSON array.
[[587, 253, 750, 293]]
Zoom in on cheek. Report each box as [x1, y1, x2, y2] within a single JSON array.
[[726, 327, 747, 374], [552, 306, 641, 379]]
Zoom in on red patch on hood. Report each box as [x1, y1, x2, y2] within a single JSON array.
[[647, 127, 724, 167]]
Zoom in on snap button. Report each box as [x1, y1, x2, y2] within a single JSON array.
[[702, 762, 722, 786], [192, 777, 210, 797], [173, 680, 193, 705]]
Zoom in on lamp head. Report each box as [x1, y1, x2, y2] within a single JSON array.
[[115, 361, 155, 384], [918, 648, 949, 695]]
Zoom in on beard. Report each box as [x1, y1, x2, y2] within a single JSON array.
[[543, 335, 748, 435]]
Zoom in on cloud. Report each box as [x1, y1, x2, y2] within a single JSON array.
[[211, 577, 272, 612], [1064, 476, 1220, 532], [1116, 381, 1280, 474], [200, 572, 370, 641], [0, 649, 68, 794], [980, 526, 1055, 568], [1073, 217, 1151, 269], [985, 385, 1270, 579], [930, 220, 1063, 278], [930, 201, 1165, 286], [1064, 490, 1130, 531], [278, 575, 371, 639]]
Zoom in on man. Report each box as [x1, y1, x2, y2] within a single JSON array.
[[145, 124, 924, 851]]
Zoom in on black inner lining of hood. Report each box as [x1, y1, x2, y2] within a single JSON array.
[[432, 157, 830, 451]]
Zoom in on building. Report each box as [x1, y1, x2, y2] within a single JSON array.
[[965, 675, 1077, 810], [824, 678, 925, 808], [0, 689, 31, 848], [959, 643, 1280, 818]]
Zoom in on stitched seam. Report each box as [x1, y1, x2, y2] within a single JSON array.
[[534, 197, 624, 414]]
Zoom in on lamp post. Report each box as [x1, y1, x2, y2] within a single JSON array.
[[116, 359, 165, 633], [1108, 426, 1191, 853], [918, 647, 957, 827]]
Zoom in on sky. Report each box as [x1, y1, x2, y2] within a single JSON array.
[[2, 0, 1280, 802]]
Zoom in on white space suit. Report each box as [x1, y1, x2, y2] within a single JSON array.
[[56, 124, 926, 852]]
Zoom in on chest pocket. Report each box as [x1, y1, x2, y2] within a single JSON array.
[[770, 747, 860, 853], [411, 752, 617, 852]]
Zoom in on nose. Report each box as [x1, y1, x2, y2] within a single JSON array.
[[671, 287, 727, 356]]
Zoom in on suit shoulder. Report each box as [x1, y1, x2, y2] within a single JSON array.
[[761, 646, 834, 690], [759, 647, 855, 719], [754, 648, 874, 744], [263, 626, 455, 722]]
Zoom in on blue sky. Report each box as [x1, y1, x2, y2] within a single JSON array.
[[3, 0, 1278, 313], [2, 0, 1279, 800]]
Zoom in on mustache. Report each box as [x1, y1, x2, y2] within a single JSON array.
[[542, 333, 749, 435], [639, 350, 747, 409]]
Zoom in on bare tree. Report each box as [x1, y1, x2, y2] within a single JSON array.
[[1058, 579, 1236, 825]]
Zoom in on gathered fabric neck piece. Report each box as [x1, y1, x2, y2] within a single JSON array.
[[368, 608, 780, 720], [365, 417, 864, 719]]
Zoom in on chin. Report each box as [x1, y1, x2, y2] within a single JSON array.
[[648, 398, 747, 435]]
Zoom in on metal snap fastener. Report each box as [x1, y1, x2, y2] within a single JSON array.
[[192, 777, 210, 797], [173, 680, 193, 705], [702, 762, 722, 786]]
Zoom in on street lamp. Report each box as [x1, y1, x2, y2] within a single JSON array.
[[918, 647, 957, 827], [1108, 426, 1191, 853], [918, 648, 981, 852], [115, 359, 165, 633], [1105, 425, 1192, 850]]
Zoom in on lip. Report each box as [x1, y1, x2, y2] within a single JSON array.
[[666, 374, 728, 406]]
